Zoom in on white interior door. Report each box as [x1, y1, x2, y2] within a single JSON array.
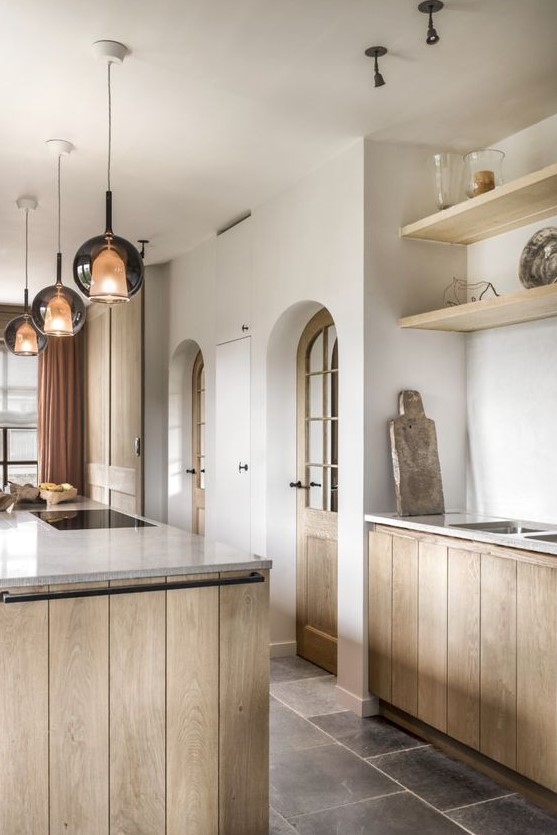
[[214, 337, 251, 551]]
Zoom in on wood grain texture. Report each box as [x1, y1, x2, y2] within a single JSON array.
[[391, 535, 418, 716], [480, 554, 517, 769], [0, 590, 48, 834], [418, 541, 447, 732], [399, 282, 557, 333], [400, 162, 557, 244], [110, 290, 143, 514], [167, 574, 219, 835], [110, 577, 166, 835], [220, 570, 269, 835], [85, 308, 110, 504], [49, 583, 109, 834], [447, 548, 480, 749], [517, 562, 557, 791], [368, 530, 392, 701]]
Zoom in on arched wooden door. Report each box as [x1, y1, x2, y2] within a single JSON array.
[[295, 308, 338, 674], [191, 350, 205, 535]]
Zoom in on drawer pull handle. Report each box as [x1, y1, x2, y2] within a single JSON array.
[[1, 572, 265, 604]]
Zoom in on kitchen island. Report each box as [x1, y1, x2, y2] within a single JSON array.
[[0, 498, 271, 835], [366, 510, 557, 811]]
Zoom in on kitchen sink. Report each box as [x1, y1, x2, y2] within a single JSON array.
[[449, 521, 541, 535], [523, 532, 557, 543]]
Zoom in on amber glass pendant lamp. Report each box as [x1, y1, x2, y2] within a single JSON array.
[[32, 141, 86, 337], [73, 40, 144, 304], [4, 199, 47, 357]]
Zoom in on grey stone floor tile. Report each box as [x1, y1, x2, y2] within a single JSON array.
[[290, 791, 469, 834], [371, 746, 508, 812], [448, 794, 557, 834], [310, 711, 426, 758], [271, 742, 400, 818], [271, 655, 330, 683], [271, 674, 339, 717], [270, 805, 298, 834], [271, 697, 331, 755]]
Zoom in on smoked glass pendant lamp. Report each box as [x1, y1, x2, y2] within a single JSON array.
[[4, 199, 47, 357], [73, 40, 144, 304], [31, 141, 86, 337]]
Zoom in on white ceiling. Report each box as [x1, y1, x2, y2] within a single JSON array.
[[1, 0, 557, 302]]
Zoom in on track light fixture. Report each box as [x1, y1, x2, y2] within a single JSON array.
[[418, 1, 444, 45], [137, 239, 149, 259], [73, 40, 144, 304], [32, 140, 86, 337], [364, 46, 388, 88]]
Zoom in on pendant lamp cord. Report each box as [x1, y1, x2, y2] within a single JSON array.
[[107, 61, 112, 192], [23, 208, 29, 311], [57, 154, 62, 252]]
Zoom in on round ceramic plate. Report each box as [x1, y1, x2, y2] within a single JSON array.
[[518, 227, 557, 288]]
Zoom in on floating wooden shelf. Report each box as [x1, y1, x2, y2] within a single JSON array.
[[400, 162, 557, 245], [399, 283, 557, 333]]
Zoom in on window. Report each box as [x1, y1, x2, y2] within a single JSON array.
[[0, 344, 38, 488]]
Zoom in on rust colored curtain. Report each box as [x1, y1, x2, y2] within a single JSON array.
[[37, 332, 84, 493]]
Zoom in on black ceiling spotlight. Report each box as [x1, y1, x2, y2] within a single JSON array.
[[364, 46, 388, 88], [418, 1, 444, 45], [137, 240, 149, 259]]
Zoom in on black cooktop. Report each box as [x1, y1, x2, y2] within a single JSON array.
[[31, 508, 155, 531]]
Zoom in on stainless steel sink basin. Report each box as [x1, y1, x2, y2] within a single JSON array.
[[523, 532, 557, 543], [450, 521, 541, 535]]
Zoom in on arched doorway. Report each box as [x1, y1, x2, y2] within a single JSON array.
[[191, 350, 206, 534], [295, 308, 338, 674]]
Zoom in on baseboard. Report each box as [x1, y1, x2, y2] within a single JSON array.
[[269, 641, 297, 658], [335, 685, 380, 717]]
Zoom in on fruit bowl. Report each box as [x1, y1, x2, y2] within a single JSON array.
[[39, 484, 77, 505]]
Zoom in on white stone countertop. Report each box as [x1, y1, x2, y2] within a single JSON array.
[[0, 497, 271, 588], [365, 510, 557, 558]]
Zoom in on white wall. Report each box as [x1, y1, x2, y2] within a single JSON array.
[[144, 263, 170, 522], [466, 113, 557, 522], [364, 140, 468, 515]]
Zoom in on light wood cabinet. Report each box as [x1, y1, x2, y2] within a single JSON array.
[[369, 524, 557, 796], [0, 570, 269, 834], [84, 292, 143, 514]]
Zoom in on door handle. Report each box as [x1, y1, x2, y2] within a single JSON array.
[[185, 468, 196, 474], [239, 462, 249, 472], [289, 480, 309, 489], [134, 437, 141, 457], [309, 481, 322, 487]]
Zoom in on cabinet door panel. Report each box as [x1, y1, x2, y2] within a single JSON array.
[[167, 575, 219, 835], [480, 554, 517, 769], [447, 548, 480, 749], [517, 562, 557, 791], [368, 531, 392, 701], [418, 541, 447, 732], [0, 593, 48, 835], [110, 579, 166, 834], [49, 585, 109, 834], [220, 570, 269, 835], [392, 535, 418, 715]]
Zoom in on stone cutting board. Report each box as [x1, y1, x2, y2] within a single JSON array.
[[389, 390, 445, 516]]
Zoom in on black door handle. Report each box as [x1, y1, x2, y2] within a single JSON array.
[[186, 468, 196, 474], [309, 481, 322, 487], [289, 481, 309, 489], [239, 462, 249, 472]]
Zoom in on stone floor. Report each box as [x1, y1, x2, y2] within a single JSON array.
[[269, 656, 557, 834]]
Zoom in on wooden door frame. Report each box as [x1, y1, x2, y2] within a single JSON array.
[[191, 349, 205, 535], [295, 307, 338, 673]]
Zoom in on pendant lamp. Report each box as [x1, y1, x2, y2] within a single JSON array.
[[73, 40, 144, 304], [4, 199, 47, 357], [31, 141, 86, 337]]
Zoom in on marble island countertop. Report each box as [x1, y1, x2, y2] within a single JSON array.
[[0, 497, 270, 588], [365, 510, 557, 558]]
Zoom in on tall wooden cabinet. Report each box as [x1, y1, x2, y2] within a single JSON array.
[[84, 293, 143, 514], [369, 525, 557, 796], [0, 569, 269, 834]]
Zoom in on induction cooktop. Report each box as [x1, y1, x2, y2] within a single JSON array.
[[31, 508, 155, 531]]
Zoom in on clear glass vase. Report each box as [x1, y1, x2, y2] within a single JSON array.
[[431, 152, 463, 210], [464, 149, 504, 198]]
